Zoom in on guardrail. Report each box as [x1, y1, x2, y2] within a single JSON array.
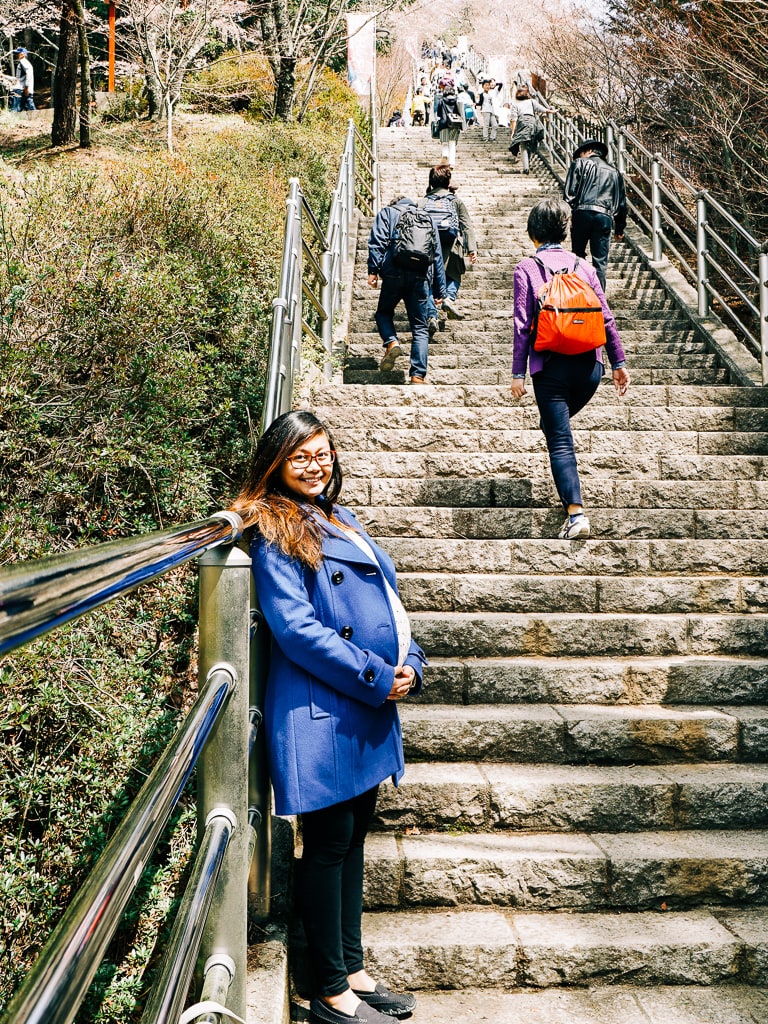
[[0, 106, 378, 1024], [0, 514, 254, 1024], [263, 118, 378, 427], [538, 102, 768, 383]]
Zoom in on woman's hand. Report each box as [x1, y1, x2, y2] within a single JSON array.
[[387, 664, 415, 700], [368, 273, 379, 289], [510, 378, 527, 400], [468, 251, 478, 265], [612, 367, 630, 397]]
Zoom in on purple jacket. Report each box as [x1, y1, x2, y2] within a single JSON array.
[[512, 246, 625, 377]]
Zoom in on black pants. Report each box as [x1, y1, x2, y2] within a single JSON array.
[[571, 209, 613, 292], [299, 786, 379, 997]]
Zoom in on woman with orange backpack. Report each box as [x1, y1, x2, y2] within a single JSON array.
[[510, 198, 631, 539]]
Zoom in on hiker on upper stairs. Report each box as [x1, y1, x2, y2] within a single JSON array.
[[368, 196, 447, 385], [508, 83, 550, 175], [421, 163, 478, 328], [564, 137, 627, 291], [435, 84, 466, 168], [511, 198, 631, 540]]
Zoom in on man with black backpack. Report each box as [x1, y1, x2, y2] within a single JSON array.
[[368, 196, 447, 385], [420, 164, 478, 328]]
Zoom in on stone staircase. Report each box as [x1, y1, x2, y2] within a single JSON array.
[[307, 126, 768, 1022]]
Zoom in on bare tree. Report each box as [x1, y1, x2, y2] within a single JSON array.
[[123, 0, 246, 149]]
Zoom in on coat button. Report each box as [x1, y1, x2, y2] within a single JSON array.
[[331, 571, 344, 585], [340, 625, 353, 639], [364, 669, 375, 683]]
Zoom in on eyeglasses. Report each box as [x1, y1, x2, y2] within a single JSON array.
[[285, 450, 336, 469]]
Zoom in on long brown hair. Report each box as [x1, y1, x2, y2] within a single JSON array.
[[231, 410, 344, 570]]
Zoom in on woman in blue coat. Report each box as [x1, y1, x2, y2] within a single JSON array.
[[232, 410, 425, 1024]]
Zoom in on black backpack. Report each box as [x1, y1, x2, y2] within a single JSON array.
[[392, 204, 438, 271], [420, 193, 460, 244]]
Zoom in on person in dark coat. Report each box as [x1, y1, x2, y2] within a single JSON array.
[[368, 195, 447, 384], [564, 138, 627, 291], [232, 410, 425, 1024]]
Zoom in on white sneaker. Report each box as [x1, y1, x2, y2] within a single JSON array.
[[558, 513, 591, 539]]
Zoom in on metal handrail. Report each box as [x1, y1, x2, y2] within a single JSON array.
[[0, 512, 241, 658], [2, 665, 236, 1024], [534, 92, 768, 382], [262, 117, 378, 427]]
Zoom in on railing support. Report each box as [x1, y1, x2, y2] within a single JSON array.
[[696, 193, 710, 318], [196, 545, 252, 1021], [248, 585, 272, 921], [616, 130, 626, 175], [320, 249, 334, 378], [651, 155, 664, 261], [605, 123, 615, 164], [760, 248, 768, 386]]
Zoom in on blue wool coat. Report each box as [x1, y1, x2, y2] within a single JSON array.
[[250, 505, 426, 816]]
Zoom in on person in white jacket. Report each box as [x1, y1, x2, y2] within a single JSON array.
[[476, 79, 501, 142]]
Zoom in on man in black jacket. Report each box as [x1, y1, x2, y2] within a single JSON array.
[[563, 139, 627, 291]]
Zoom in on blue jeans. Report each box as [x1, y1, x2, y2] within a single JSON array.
[[426, 274, 459, 319], [571, 209, 612, 292], [375, 270, 430, 378], [532, 351, 603, 509], [10, 90, 35, 112]]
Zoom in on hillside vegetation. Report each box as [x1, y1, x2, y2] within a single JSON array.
[[0, 74, 363, 1019]]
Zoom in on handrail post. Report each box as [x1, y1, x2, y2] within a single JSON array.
[[320, 249, 334, 378], [760, 248, 768, 385], [605, 122, 615, 164], [651, 154, 664, 261], [196, 545, 252, 1020], [286, 178, 302, 414], [248, 583, 272, 921], [696, 193, 710, 319], [617, 130, 627, 175], [565, 119, 575, 164]]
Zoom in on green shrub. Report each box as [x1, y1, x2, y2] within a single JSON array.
[[0, 113, 355, 1019]]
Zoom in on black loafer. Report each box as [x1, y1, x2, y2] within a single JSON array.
[[309, 997, 392, 1024], [352, 983, 417, 1019]]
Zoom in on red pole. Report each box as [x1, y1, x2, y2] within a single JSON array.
[[108, 1, 116, 92]]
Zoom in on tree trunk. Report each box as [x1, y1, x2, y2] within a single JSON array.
[[72, 0, 91, 148], [274, 57, 296, 120], [51, 0, 79, 147], [146, 71, 163, 119]]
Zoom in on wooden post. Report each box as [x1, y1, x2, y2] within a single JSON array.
[[108, 1, 116, 92]]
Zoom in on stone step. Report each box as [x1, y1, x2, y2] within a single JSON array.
[[340, 451, 768, 485], [343, 366, 729, 385], [353, 504, 768, 539], [405, 986, 768, 1024], [312, 383, 768, 408], [363, 829, 768, 911], [374, 762, 768, 832], [347, 348, 713, 371], [398, 703, 765, 764], [361, 907, 765, 989], [378, 538, 768, 577], [416, 655, 768, 707], [396, 572, 768, 614], [317, 402, 743, 431], [332, 427, 768, 456], [407, 609, 768, 659], [347, 329, 703, 350]]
